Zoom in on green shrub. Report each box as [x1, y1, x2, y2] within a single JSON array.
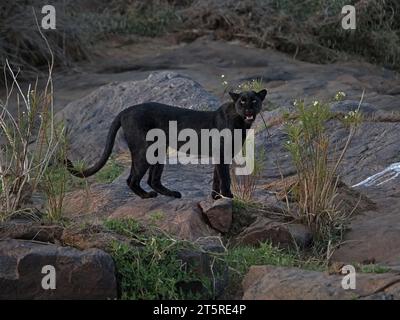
[[104, 218, 212, 300], [225, 242, 323, 275], [283, 95, 361, 251], [42, 123, 68, 222]]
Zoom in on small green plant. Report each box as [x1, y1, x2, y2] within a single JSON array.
[[220, 75, 265, 97], [94, 157, 124, 183], [359, 264, 391, 274], [42, 123, 68, 222], [283, 94, 362, 252], [149, 210, 165, 225], [104, 218, 142, 237], [334, 91, 346, 102], [238, 78, 264, 92], [232, 198, 251, 212]]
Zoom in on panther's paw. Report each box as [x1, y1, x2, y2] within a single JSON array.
[[223, 192, 234, 199], [141, 191, 158, 199], [211, 191, 221, 200], [171, 191, 182, 198]]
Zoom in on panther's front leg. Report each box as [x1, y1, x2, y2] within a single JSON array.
[[214, 164, 233, 199], [211, 166, 221, 199]]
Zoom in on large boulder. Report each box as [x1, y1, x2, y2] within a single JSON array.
[[235, 216, 312, 249], [198, 198, 233, 233], [110, 197, 219, 241], [332, 176, 400, 266], [0, 239, 117, 299], [57, 72, 220, 162], [62, 170, 219, 241], [242, 265, 400, 300]]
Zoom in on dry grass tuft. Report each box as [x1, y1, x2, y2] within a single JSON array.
[[278, 95, 362, 253]]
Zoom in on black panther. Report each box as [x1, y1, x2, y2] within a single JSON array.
[[66, 89, 267, 199]]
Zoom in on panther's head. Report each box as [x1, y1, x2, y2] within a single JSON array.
[[229, 89, 267, 124]]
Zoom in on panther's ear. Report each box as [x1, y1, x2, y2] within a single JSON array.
[[256, 89, 267, 101], [229, 92, 240, 102]]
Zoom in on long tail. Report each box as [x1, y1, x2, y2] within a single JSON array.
[[66, 114, 121, 178]]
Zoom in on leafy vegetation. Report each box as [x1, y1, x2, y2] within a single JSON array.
[[359, 264, 391, 274], [41, 123, 68, 222], [103, 218, 325, 300], [283, 94, 362, 252], [225, 242, 323, 276], [104, 218, 212, 300]]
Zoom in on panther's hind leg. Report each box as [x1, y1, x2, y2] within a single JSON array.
[[127, 151, 157, 199], [148, 164, 182, 198]]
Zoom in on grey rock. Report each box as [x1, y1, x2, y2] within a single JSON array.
[[242, 265, 400, 300], [198, 198, 233, 233], [330, 100, 377, 115], [235, 216, 312, 249], [63, 178, 219, 241], [0, 239, 117, 300]]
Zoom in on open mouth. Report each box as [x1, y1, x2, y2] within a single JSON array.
[[244, 114, 254, 121]]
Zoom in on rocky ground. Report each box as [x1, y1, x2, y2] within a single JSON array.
[[2, 36, 400, 299]]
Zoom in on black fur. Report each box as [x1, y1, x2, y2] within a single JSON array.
[[67, 90, 267, 199]]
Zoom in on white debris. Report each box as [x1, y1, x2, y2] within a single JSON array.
[[352, 162, 400, 187]]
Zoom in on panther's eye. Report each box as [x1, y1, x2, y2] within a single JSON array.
[[252, 100, 257, 104], [240, 99, 246, 105]]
